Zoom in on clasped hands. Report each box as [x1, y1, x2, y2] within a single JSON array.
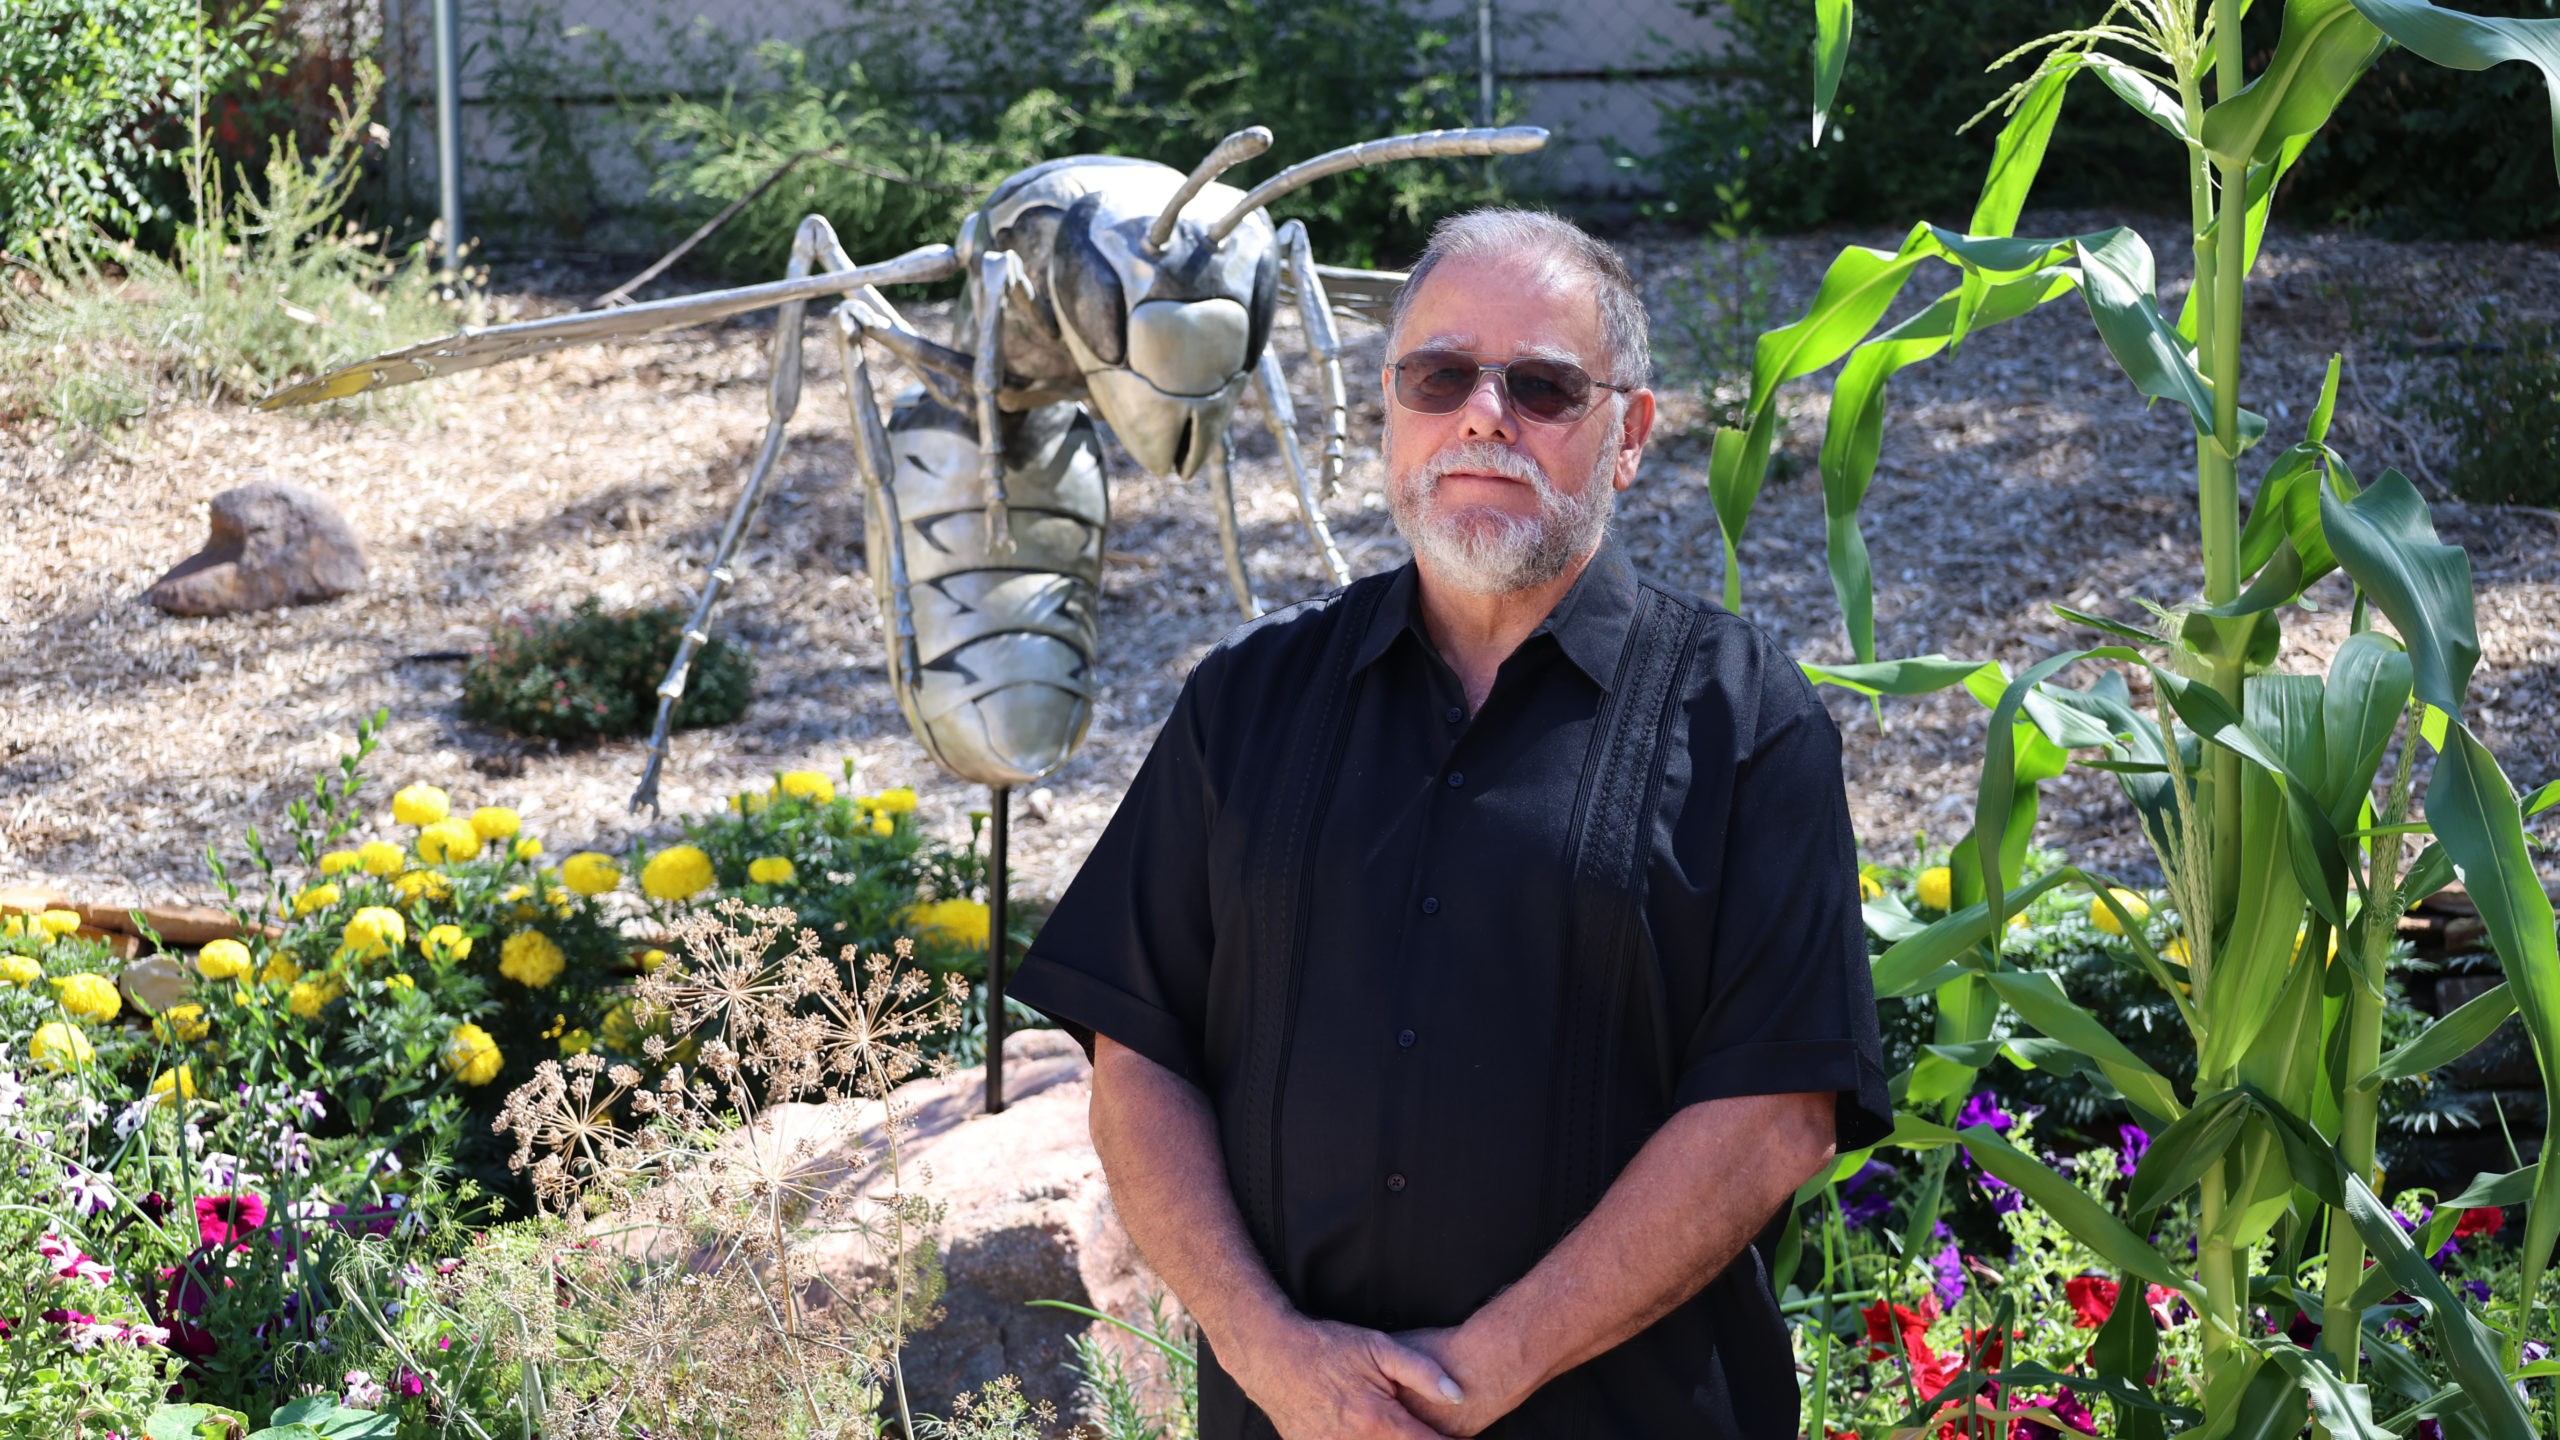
[[1225, 1305, 1534, 1439]]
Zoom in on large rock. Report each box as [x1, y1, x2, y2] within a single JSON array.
[[146, 481, 365, 615], [780, 1028, 1187, 1433]]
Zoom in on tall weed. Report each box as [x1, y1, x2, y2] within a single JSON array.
[[0, 60, 458, 447]]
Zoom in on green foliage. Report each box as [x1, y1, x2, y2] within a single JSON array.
[[1651, 0, 2178, 232], [461, 598, 754, 742], [2422, 309, 2560, 508], [0, 0, 278, 247], [0, 59, 457, 444], [642, 42, 1081, 281]]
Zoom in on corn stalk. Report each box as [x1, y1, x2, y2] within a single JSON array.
[[1725, 2, 2560, 1434]]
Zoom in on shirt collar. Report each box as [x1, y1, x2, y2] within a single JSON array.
[[1351, 539, 1641, 691]]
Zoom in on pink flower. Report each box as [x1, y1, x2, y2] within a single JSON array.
[[194, 1193, 268, 1248], [397, 1369, 425, 1397]]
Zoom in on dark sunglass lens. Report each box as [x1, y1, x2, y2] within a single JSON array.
[[1398, 352, 1479, 412], [1506, 361, 1590, 420]]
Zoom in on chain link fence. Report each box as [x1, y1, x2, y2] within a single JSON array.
[[373, 0, 1719, 243]]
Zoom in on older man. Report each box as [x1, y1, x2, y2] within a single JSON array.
[[1011, 209, 1890, 1438]]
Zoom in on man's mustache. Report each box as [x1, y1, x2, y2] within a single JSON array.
[[1408, 441, 1557, 501]]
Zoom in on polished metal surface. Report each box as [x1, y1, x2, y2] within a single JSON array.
[[252, 126, 1548, 803]]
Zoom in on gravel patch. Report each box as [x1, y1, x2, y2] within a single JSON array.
[[5, 213, 2555, 907]]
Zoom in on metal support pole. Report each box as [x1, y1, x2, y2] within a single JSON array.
[[985, 785, 1012, 1115], [1476, 0, 1497, 128], [432, 0, 464, 277]]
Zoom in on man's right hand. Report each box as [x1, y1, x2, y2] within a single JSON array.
[[1227, 1311, 1465, 1439]]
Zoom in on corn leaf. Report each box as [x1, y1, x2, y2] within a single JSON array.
[[1982, 970, 2186, 1123], [2443, 1163, 2538, 1210], [2348, 0, 2560, 181], [2359, 983, 2513, 1093], [1961, 1125, 2200, 1297], [2086, 53, 2192, 139], [2320, 470, 2480, 714], [2126, 1087, 2252, 1213], [1801, 654, 1997, 696], [2340, 1171, 2536, 1440], [1813, 0, 1854, 146], [2201, 0, 2388, 165], [2261, 1342, 2393, 1440]]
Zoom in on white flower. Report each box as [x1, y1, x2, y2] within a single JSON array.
[[60, 1165, 116, 1217], [399, 1262, 427, 1290], [121, 1322, 169, 1346], [381, 1299, 406, 1321], [365, 1147, 402, 1176], [198, 1152, 260, 1190], [113, 1101, 153, 1140], [296, 1089, 327, 1123], [343, 1369, 387, 1407], [72, 1096, 106, 1129]]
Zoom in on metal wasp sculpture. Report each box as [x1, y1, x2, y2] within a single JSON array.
[[260, 124, 1546, 809]]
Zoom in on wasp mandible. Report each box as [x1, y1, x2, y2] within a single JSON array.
[[259, 125, 1548, 808]]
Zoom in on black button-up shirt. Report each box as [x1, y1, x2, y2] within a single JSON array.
[[1015, 542, 1891, 1439]]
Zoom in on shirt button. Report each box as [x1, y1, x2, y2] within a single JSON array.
[[1386, 1173, 1407, 1192], [1397, 1028, 1416, 1047], [1420, 896, 1440, 915], [1445, 706, 1463, 724], [1447, 771, 1464, 788]]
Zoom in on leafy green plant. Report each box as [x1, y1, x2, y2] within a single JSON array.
[[1029, 1296, 1198, 1440], [460, 599, 754, 743], [0, 57, 458, 444], [2422, 308, 2560, 509], [1710, 2, 2560, 1436]]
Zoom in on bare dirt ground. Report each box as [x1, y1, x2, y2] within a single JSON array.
[[6, 211, 2557, 909]]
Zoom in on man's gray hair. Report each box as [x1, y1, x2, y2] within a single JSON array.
[[1389, 208, 1651, 388]]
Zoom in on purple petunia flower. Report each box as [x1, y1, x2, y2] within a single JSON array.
[[1958, 1092, 2014, 1131], [1839, 1159, 1897, 1228], [1932, 1244, 1967, 1308], [2117, 1123, 2151, 1175], [2462, 1280, 2492, 1304]]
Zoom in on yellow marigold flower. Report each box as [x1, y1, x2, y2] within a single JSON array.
[[393, 869, 452, 905], [1857, 873, 1884, 902], [470, 806, 522, 841], [748, 856, 795, 886], [343, 906, 409, 960], [442, 1024, 502, 1085], [906, 897, 992, 951], [640, 845, 714, 902], [392, 784, 450, 826], [260, 954, 303, 987], [416, 819, 482, 865], [421, 924, 471, 963], [1915, 867, 1954, 911], [195, 938, 253, 980], [30, 1022, 93, 1070], [730, 790, 770, 815], [557, 1028, 593, 1056], [319, 850, 362, 875], [286, 979, 327, 1018], [512, 837, 543, 860], [562, 853, 622, 896], [153, 1003, 209, 1043], [499, 930, 566, 988], [638, 948, 669, 974], [38, 910, 81, 937], [2294, 924, 2339, 965], [51, 974, 120, 1022], [871, 814, 894, 837], [2165, 936, 2193, 966], [778, 770, 836, 804], [2092, 889, 2151, 935], [293, 883, 342, 916], [871, 786, 919, 814], [0, 954, 40, 987], [152, 1065, 197, 1100], [386, 973, 415, 991], [358, 841, 406, 877]]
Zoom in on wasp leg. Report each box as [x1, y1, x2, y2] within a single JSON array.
[[631, 216, 837, 815], [834, 306, 919, 689], [1276, 220, 1352, 501], [1202, 429, 1263, 618], [1254, 348, 1349, 588]]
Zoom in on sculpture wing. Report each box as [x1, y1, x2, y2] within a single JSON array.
[[1282, 263, 1406, 329], [255, 243, 962, 409]]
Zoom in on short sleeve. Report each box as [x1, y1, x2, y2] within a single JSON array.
[[1671, 677, 1893, 1151], [1010, 671, 1220, 1084]]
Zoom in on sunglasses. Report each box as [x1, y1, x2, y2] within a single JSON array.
[[1388, 349, 1633, 425]]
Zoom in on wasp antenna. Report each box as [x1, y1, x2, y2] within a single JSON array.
[[1206, 126, 1546, 244], [1147, 126, 1275, 254]]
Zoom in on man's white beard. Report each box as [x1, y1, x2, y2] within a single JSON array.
[[1388, 435, 1617, 596]]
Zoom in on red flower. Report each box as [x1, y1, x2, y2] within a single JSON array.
[[2064, 1275, 2118, 1329], [194, 1193, 267, 1248], [1862, 1297, 1938, 1362], [2455, 1207, 2505, 1239]]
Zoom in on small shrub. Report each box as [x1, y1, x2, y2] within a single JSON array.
[[461, 599, 754, 742], [2423, 311, 2560, 509]]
